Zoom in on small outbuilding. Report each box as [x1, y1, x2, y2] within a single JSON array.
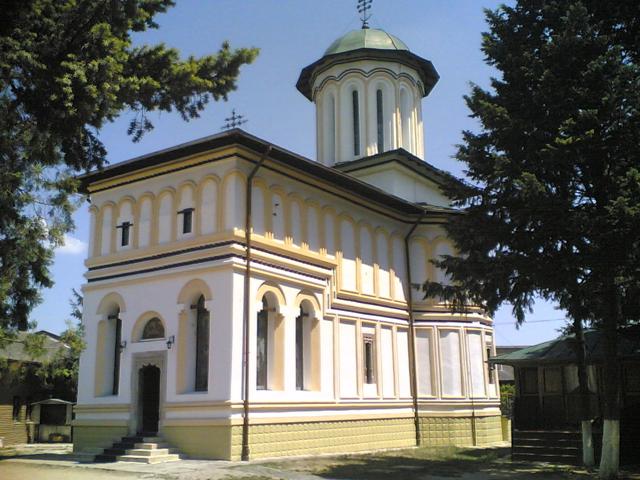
[[30, 398, 74, 443], [491, 328, 640, 465]]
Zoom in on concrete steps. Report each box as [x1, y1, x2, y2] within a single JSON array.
[[512, 430, 581, 465], [94, 435, 182, 464]]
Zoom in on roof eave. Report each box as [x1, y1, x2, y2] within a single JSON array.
[[296, 48, 439, 101]]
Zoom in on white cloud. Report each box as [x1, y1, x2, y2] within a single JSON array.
[[56, 234, 88, 255]]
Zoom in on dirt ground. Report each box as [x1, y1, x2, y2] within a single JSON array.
[[1, 444, 640, 480]]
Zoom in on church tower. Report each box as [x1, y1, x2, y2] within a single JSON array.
[[297, 23, 439, 167]]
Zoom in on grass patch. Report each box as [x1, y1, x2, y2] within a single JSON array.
[[263, 445, 593, 479]]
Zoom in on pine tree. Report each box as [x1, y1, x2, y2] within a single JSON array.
[[424, 2, 640, 478], [0, 1, 258, 332]]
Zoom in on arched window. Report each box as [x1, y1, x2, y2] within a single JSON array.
[[352, 90, 360, 156], [295, 305, 306, 390], [194, 295, 209, 392], [295, 299, 320, 391], [256, 297, 269, 390], [376, 89, 384, 152], [107, 307, 122, 395], [141, 317, 165, 340]]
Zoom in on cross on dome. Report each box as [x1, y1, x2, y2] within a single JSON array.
[[221, 109, 247, 130], [357, 0, 372, 29]]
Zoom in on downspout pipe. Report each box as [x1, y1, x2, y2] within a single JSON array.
[[241, 145, 272, 461], [404, 210, 425, 447]]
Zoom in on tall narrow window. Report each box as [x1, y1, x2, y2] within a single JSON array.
[[296, 306, 305, 390], [376, 89, 384, 152], [112, 311, 122, 395], [256, 297, 269, 390], [195, 295, 209, 391], [363, 334, 376, 384], [117, 221, 131, 247], [352, 90, 360, 156], [180, 208, 194, 234]]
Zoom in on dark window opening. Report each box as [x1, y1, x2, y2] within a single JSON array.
[[296, 306, 305, 391], [12, 396, 21, 422], [112, 311, 122, 395], [179, 208, 194, 234], [363, 334, 376, 384], [195, 295, 210, 392], [486, 347, 495, 383], [40, 404, 67, 425], [256, 297, 269, 390], [116, 221, 132, 246], [352, 90, 360, 156], [376, 89, 384, 152]]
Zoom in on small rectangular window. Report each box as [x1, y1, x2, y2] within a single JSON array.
[[12, 396, 21, 421], [180, 208, 194, 234], [120, 222, 130, 246], [363, 334, 376, 384]]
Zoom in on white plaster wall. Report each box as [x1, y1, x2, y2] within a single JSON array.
[[416, 329, 433, 396], [200, 179, 218, 235], [396, 328, 411, 398], [439, 330, 463, 397], [360, 227, 374, 296], [339, 321, 358, 398], [100, 205, 112, 255], [380, 326, 395, 398], [467, 331, 486, 398], [349, 166, 451, 207], [138, 197, 152, 247]]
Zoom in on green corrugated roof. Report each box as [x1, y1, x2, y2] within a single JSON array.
[[491, 328, 640, 366], [324, 28, 409, 56]]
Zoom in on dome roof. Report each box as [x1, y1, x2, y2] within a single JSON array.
[[296, 27, 439, 101], [324, 28, 410, 56]]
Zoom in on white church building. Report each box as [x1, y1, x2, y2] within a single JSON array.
[[74, 24, 503, 460]]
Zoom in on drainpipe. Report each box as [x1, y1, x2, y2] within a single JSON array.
[[404, 211, 425, 447], [241, 145, 272, 461]]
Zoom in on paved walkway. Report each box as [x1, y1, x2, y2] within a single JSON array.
[[0, 446, 325, 480]]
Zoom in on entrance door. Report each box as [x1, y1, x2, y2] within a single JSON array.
[[139, 365, 160, 434]]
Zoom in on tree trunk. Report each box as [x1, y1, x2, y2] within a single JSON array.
[[598, 285, 620, 480], [575, 319, 594, 467]]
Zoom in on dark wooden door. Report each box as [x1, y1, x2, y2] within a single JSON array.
[[140, 365, 160, 434]]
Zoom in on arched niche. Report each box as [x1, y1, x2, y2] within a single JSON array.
[[359, 223, 375, 296], [156, 188, 175, 244], [177, 278, 213, 305], [131, 311, 166, 342], [338, 215, 357, 292], [198, 176, 219, 236], [375, 228, 391, 298], [176, 279, 212, 393], [137, 193, 154, 248], [222, 171, 246, 232], [293, 292, 322, 391], [255, 283, 286, 391]]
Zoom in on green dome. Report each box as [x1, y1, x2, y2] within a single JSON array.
[[324, 28, 409, 56]]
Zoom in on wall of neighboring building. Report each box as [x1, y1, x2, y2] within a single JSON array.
[[0, 362, 37, 446]]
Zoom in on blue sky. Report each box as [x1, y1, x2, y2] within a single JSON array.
[[35, 0, 569, 346]]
